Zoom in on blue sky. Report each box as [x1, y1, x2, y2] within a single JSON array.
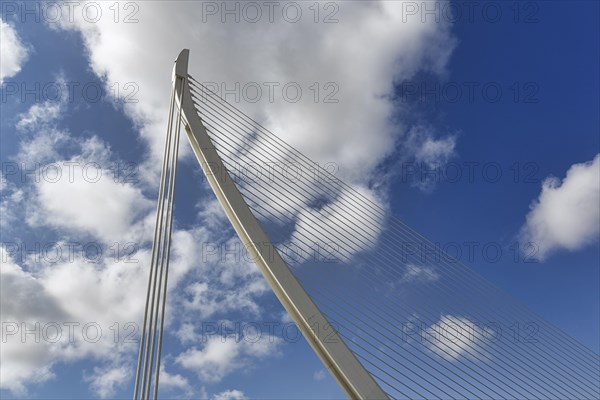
[[1, 1, 598, 399]]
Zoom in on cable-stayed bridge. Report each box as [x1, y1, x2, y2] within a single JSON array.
[[133, 50, 600, 400]]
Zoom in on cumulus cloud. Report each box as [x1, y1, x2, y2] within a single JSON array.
[[1, 201, 255, 396], [14, 101, 70, 164], [158, 364, 192, 396], [212, 389, 248, 400], [1, 213, 265, 396], [33, 164, 152, 242], [519, 154, 600, 260], [85, 364, 131, 399], [1, 99, 267, 395], [2, 138, 268, 395], [0, 18, 30, 83], [52, 1, 455, 185], [179, 232, 269, 320], [287, 186, 385, 262], [181, 278, 266, 319], [16, 101, 63, 132], [2, 243, 147, 395], [46, 3, 459, 279], [11, 101, 152, 242], [400, 125, 458, 192], [177, 338, 240, 382], [176, 335, 281, 383], [1, 242, 147, 394], [424, 315, 487, 362], [0, 249, 60, 395], [415, 135, 457, 167]]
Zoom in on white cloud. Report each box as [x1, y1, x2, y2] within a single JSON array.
[[181, 278, 267, 322], [0, 233, 198, 395], [85, 364, 131, 399], [415, 135, 457, 167], [176, 335, 281, 383], [16, 101, 62, 132], [178, 231, 269, 321], [280, 310, 294, 324], [401, 265, 440, 283], [288, 186, 385, 262], [52, 1, 455, 186], [14, 101, 70, 164], [0, 352, 54, 396], [47, 3, 459, 284], [176, 338, 243, 382], [175, 322, 200, 344], [2, 102, 212, 394], [0, 18, 30, 83], [313, 369, 328, 381], [424, 315, 487, 362], [1, 214, 260, 396], [17, 128, 70, 164], [0, 248, 62, 394], [11, 101, 153, 243], [2, 138, 268, 395], [197, 197, 229, 228], [520, 154, 600, 260], [402, 125, 457, 192], [212, 389, 248, 400], [0, 172, 7, 191], [33, 163, 152, 242], [158, 364, 192, 395], [1, 240, 152, 390]]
